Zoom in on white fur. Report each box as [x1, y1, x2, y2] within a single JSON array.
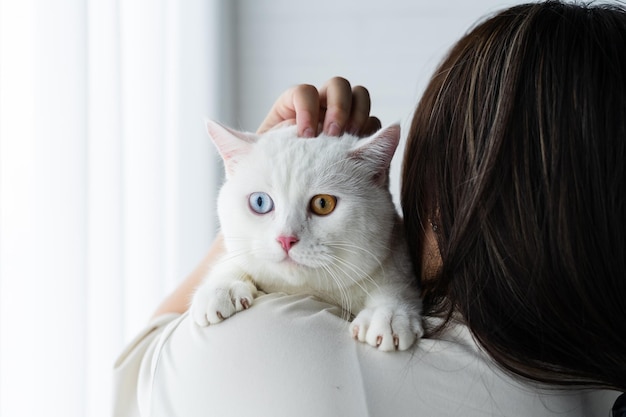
[[191, 122, 423, 351]]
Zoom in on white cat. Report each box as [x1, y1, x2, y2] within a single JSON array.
[[190, 120, 424, 351]]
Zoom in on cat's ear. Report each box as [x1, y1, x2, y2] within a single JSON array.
[[205, 119, 257, 177], [348, 124, 400, 186]]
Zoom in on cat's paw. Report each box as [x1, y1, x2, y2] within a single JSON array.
[[191, 280, 257, 327], [350, 306, 423, 351]]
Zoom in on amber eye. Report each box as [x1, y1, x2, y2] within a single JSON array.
[[310, 194, 337, 216]]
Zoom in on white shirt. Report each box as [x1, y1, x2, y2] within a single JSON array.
[[114, 293, 618, 417]]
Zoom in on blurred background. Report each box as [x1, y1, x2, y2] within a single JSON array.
[[0, 0, 528, 416]]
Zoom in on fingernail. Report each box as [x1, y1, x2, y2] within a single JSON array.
[[302, 127, 315, 138], [327, 122, 341, 137]]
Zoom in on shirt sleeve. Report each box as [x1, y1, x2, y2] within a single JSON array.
[[113, 313, 180, 417], [113, 293, 619, 417]]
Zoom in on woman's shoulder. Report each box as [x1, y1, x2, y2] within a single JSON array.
[[115, 293, 618, 417]]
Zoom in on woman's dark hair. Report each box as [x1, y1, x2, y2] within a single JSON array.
[[402, 1, 626, 391]]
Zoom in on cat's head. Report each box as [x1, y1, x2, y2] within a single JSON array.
[[206, 120, 401, 290]]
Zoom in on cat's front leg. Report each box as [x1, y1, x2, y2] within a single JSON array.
[[350, 297, 424, 351], [190, 261, 258, 327]]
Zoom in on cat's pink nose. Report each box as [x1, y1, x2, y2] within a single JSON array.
[[277, 235, 299, 252]]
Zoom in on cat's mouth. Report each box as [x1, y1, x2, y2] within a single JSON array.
[[277, 253, 326, 271], [279, 255, 303, 267]]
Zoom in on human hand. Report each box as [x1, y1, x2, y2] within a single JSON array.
[[257, 76, 382, 138]]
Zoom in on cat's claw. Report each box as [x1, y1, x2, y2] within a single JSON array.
[[350, 306, 423, 351], [191, 280, 257, 327]]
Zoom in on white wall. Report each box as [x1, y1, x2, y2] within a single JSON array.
[[232, 0, 528, 205], [0, 2, 223, 416]]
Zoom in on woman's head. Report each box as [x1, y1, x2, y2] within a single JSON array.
[[402, 1, 626, 390]]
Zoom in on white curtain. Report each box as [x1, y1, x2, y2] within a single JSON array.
[[0, 1, 231, 416]]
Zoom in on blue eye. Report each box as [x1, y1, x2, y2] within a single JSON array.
[[248, 192, 274, 214]]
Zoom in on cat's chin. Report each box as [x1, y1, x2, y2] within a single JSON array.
[[275, 257, 295, 265], [277, 257, 307, 269], [277, 253, 329, 270], [269, 256, 324, 275]]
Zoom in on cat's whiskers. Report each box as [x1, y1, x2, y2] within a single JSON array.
[[325, 242, 383, 288], [320, 263, 353, 318], [220, 237, 382, 290], [326, 254, 377, 301], [213, 245, 266, 266], [223, 236, 271, 250], [222, 236, 257, 244], [326, 241, 385, 271]]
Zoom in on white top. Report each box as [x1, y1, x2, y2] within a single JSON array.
[[114, 293, 619, 417]]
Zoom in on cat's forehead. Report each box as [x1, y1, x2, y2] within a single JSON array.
[[257, 132, 356, 160], [236, 133, 360, 192]]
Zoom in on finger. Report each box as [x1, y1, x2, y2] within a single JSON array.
[[360, 116, 383, 136], [344, 85, 372, 135], [257, 84, 320, 137], [319, 76, 352, 136], [257, 89, 293, 134], [293, 85, 321, 137]]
